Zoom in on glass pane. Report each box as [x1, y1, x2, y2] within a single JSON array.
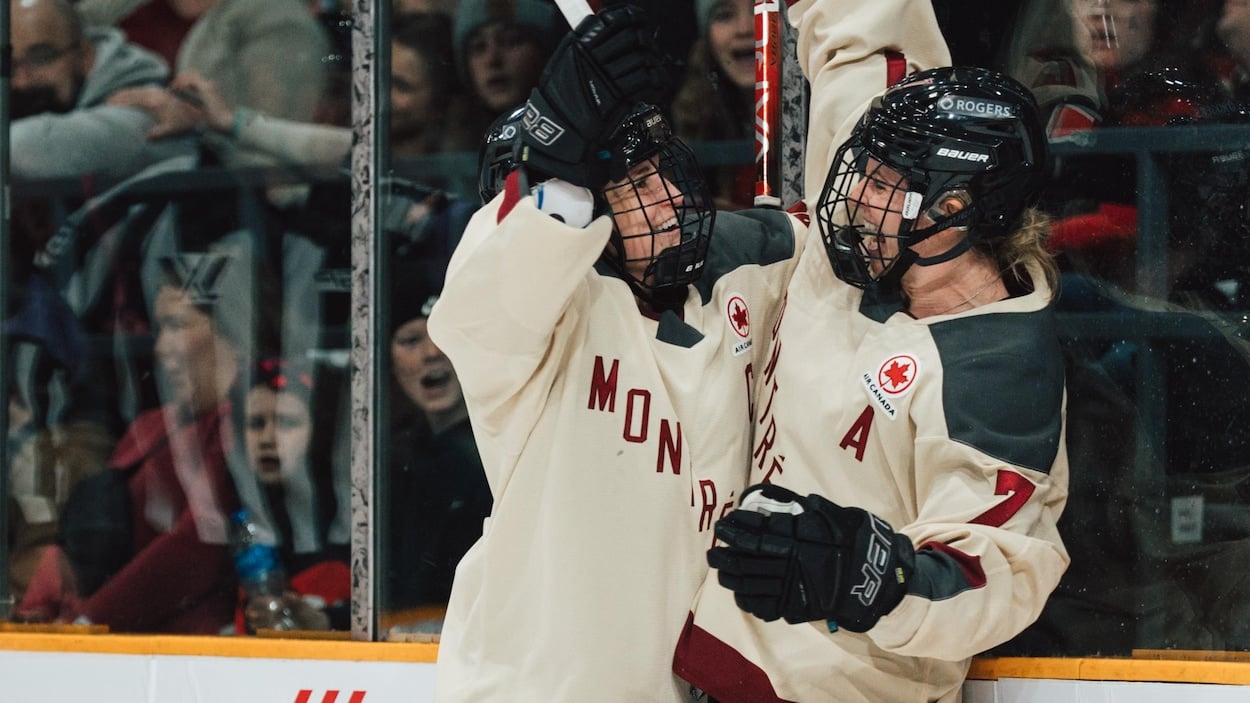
[[374, 4, 509, 641], [992, 0, 1250, 657], [5, 0, 355, 637]]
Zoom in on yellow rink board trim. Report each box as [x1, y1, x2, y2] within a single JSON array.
[[0, 633, 438, 663], [969, 656, 1250, 686], [2, 635, 1250, 685]]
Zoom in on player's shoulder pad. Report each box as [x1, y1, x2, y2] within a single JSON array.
[[930, 308, 1064, 474], [689, 208, 798, 303]]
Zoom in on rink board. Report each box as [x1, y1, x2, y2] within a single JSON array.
[[2, 635, 1250, 701]]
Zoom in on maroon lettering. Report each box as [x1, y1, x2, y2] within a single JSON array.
[[839, 405, 875, 462], [698, 480, 718, 531], [762, 339, 782, 387], [753, 416, 777, 470], [744, 362, 754, 421], [588, 356, 620, 411], [623, 388, 651, 443], [761, 454, 785, 483], [771, 294, 787, 339], [657, 419, 682, 474], [757, 378, 780, 426]]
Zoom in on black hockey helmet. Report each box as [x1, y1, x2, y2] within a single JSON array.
[[815, 65, 1048, 289], [600, 103, 715, 299], [477, 104, 526, 204]]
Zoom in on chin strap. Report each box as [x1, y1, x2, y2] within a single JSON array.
[[913, 234, 974, 266], [907, 204, 976, 267]]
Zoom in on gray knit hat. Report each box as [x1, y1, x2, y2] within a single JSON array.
[[696, 0, 718, 37], [452, 0, 564, 80]]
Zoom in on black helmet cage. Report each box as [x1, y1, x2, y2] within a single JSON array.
[[815, 67, 1047, 289], [600, 104, 715, 295], [478, 105, 527, 204]]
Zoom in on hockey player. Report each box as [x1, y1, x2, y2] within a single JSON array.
[[426, 7, 804, 701], [673, 66, 1070, 702]]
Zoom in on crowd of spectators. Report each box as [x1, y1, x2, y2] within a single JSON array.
[[7, 0, 1250, 657]]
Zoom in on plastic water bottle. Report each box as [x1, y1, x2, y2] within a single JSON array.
[[230, 509, 297, 633]]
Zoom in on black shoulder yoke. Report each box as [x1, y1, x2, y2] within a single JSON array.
[[929, 308, 1064, 474]]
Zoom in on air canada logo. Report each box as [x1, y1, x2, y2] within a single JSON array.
[[726, 294, 753, 357], [876, 354, 918, 395]]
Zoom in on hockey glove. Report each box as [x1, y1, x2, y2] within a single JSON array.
[[707, 483, 915, 632], [515, 4, 668, 190]]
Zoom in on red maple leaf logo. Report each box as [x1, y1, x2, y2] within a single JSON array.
[[731, 302, 749, 333], [882, 359, 911, 389], [727, 295, 750, 338]]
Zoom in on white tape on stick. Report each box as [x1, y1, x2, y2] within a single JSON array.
[[554, 0, 594, 26]]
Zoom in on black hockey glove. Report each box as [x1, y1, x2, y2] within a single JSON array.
[[515, 4, 668, 190], [707, 483, 915, 632]]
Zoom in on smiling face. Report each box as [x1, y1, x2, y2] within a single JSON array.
[[604, 158, 686, 284], [706, 0, 755, 91], [391, 316, 466, 429], [846, 157, 913, 278], [244, 386, 312, 486]]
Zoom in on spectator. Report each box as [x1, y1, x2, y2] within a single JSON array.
[[1046, 2, 1218, 282], [230, 356, 350, 633], [382, 270, 490, 633], [4, 279, 114, 602], [116, 13, 471, 164], [390, 12, 477, 157], [73, 0, 198, 70], [9, 0, 194, 181], [106, 0, 333, 169], [933, 0, 1104, 137], [672, 0, 756, 209], [452, 0, 563, 139], [1213, 0, 1250, 100], [16, 264, 251, 633], [174, 0, 330, 124]]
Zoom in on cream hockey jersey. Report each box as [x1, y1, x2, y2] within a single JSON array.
[[426, 188, 804, 702], [673, 238, 1071, 703]]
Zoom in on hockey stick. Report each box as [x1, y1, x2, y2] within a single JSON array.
[[754, 0, 783, 208], [553, 0, 595, 26]]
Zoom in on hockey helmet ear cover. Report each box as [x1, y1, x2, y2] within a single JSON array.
[[478, 104, 527, 204]]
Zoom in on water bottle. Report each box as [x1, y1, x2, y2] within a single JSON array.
[[230, 509, 297, 633]]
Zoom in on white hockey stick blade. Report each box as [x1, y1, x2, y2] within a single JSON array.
[[554, 0, 594, 27]]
